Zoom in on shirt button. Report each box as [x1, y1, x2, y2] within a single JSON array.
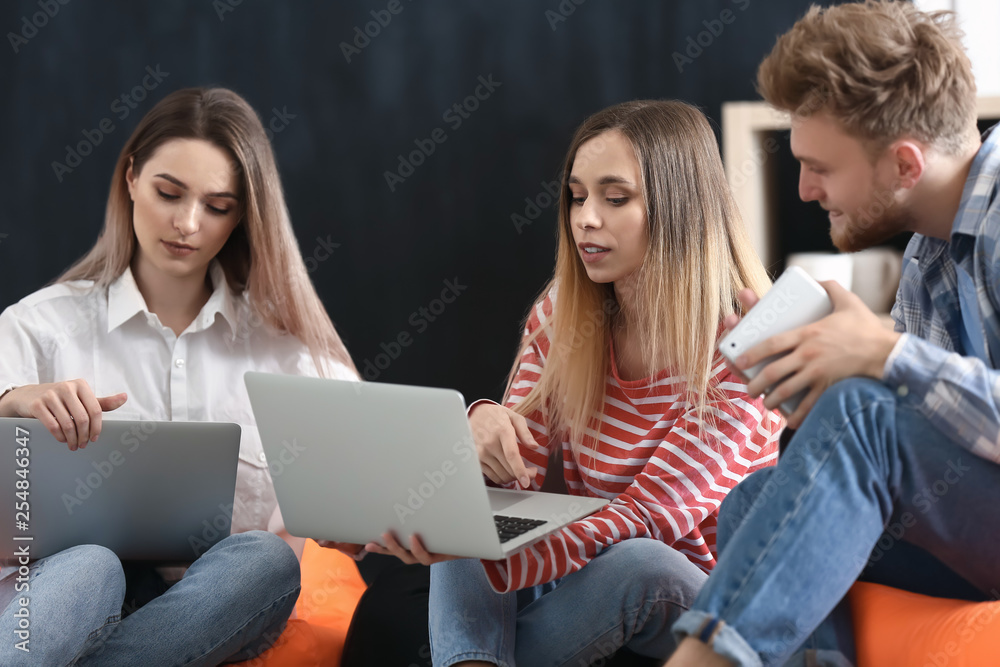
[[174, 358, 185, 369], [897, 385, 909, 397], [258, 452, 267, 462]]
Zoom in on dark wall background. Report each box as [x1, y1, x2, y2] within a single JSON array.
[[1, 0, 844, 403]]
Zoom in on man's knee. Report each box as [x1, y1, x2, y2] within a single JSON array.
[[784, 378, 898, 465], [812, 378, 896, 419]]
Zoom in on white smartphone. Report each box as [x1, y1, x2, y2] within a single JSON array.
[[718, 266, 833, 416]]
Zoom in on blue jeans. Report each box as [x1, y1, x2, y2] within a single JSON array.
[[0, 531, 299, 666], [429, 538, 705, 666], [672, 379, 1000, 667]]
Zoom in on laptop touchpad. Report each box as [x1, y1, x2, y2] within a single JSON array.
[[487, 488, 535, 512]]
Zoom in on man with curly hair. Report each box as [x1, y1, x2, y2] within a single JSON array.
[[666, 2, 1000, 665]]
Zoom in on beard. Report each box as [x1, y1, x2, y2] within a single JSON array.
[[829, 186, 913, 253]]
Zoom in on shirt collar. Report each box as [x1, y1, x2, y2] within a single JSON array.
[[951, 123, 999, 240], [107, 266, 150, 333], [107, 261, 243, 335], [195, 262, 242, 336]]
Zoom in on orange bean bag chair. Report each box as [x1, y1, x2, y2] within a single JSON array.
[[850, 582, 1000, 666], [233, 539, 367, 666], [236, 549, 1000, 666]]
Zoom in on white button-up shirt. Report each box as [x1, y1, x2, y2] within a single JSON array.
[[0, 263, 357, 535]]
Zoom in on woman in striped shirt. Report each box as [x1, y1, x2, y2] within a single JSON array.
[[376, 100, 783, 666]]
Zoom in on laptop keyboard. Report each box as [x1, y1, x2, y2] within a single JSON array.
[[494, 515, 547, 543]]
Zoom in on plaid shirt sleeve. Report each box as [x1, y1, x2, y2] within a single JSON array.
[[883, 332, 1000, 462], [882, 126, 1000, 462]]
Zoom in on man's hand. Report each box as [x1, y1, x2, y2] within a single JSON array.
[[736, 281, 900, 428]]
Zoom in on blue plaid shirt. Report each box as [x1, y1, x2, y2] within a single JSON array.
[[887, 124, 1000, 462]]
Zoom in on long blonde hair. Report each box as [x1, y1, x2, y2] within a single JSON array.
[[60, 87, 355, 373], [506, 100, 770, 450]]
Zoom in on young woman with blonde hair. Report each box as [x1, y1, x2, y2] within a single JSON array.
[[372, 99, 783, 666], [0, 87, 356, 665]]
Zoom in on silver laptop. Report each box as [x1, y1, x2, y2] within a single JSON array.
[[1, 418, 241, 564], [244, 372, 609, 560]]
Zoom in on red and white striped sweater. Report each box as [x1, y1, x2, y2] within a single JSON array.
[[480, 292, 782, 593]]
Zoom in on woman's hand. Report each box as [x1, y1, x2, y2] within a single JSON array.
[[363, 532, 461, 566], [467, 403, 540, 488], [315, 540, 368, 561], [0, 380, 127, 451]]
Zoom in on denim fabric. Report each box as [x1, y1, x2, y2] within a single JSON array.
[[672, 378, 1000, 666], [429, 539, 705, 667], [0, 545, 125, 665], [0, 531, 299, 666]]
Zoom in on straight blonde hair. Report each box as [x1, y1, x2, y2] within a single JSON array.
[[60, 87, 355, 373], [506, 100, 771, 452]]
